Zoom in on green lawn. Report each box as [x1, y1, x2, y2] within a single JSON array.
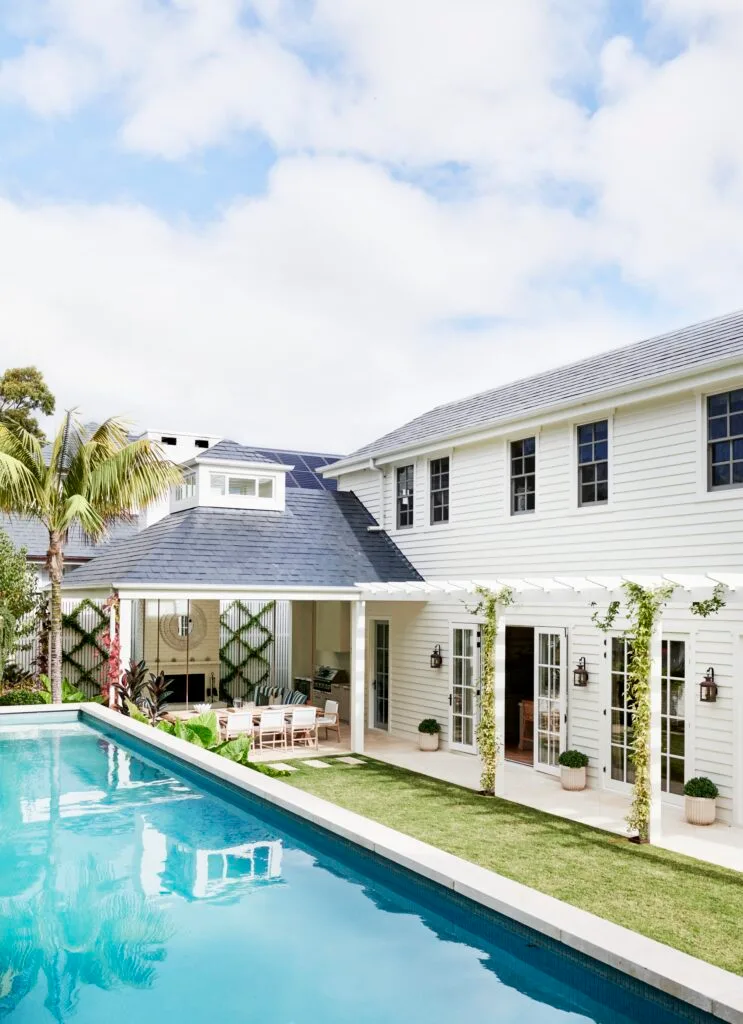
[[283, 756, 743, 976]]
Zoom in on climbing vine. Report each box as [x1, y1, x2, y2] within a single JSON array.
[[61, 598, 110, 697], [219, 600, 276, 698], [472, 585, 514, 795], [690, 582, 727, 619]]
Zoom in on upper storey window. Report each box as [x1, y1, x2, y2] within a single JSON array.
[[430, 457, 450, 524], [210, 473, 274, 499], [577, 420, 608, 506], [396, 465, 414, 529], [708, 389, 743, 490], [511, 437, 535, 514]]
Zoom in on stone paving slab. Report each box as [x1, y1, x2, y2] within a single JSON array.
[[336, 756, 366, 765], [266, 763, 298, 772], [303, 759, 332, 768]]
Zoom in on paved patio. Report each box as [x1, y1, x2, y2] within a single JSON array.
[[254, 724, 743, 873]]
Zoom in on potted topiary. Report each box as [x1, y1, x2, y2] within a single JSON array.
[[558, 749, 589, 791], [684, 777, 718, 825], [418, 718, 441, 751]]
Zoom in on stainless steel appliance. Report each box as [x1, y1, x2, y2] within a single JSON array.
[[313, 666, 350, 722]]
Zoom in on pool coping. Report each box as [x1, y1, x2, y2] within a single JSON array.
[[3, 702, 742, 1023]]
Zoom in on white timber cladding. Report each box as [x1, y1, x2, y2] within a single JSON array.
[[341, 375, 743, 824]]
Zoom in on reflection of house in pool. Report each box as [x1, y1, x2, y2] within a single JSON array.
[[139, 819, 283, 902]]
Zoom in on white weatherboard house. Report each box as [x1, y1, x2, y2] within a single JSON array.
[[62, 310, 743, 833]]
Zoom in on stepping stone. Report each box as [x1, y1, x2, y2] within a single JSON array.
[[266, 763, 298, 772], [303, 759, 332, 768], [336, 756, 366, 765]]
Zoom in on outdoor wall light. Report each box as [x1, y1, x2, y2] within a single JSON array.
[[430, 644, 443, 669], [573, 657, 589, 687], [699, 667, 718, 703]]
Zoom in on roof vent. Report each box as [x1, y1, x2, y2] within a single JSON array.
[[194, 439, 209, 448], [160, 436, 177, 446]]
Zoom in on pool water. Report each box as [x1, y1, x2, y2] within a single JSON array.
[[0, 715, 719, 1023]]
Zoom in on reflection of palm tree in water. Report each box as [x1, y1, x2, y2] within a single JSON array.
[[0, 735, 172, 1021]]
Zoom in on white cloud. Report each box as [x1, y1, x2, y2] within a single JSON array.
[[0, 1, 742, 450]]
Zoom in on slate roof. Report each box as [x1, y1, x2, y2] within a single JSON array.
[[333, 308, 743, 465], [61, 490, 423, 589], [193, 439, 278, 465], [0, 516, 140, 562]]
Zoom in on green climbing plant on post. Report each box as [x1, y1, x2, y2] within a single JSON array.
[[472, 585, 514, 795]]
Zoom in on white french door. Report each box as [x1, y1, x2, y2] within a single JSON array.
[[534, 628, 567, 774], [449, 625, 479, 753]]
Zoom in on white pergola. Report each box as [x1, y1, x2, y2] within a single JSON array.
[[351, 573, 739, 842]]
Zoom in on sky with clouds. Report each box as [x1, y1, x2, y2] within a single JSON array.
[[0, 0, 742, 453]]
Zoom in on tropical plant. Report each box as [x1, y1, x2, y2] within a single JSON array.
[[117, 659, 150, 714], [140, 672, 173, 725], [1, 662, 34, 689], [125, 706, 256, 770], [684, 777, 719, 800], [558, 749, 589, 769], [0, 414, 181, 702], [0, 601, 17, 681], [37, 675, 103, 704], [0, 688, 45, 706], [418, 718, 441, 734]]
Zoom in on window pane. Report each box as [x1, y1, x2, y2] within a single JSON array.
[[730, 413, 743, 436], [708, 393, 728, 416], [258, 479, 273, 498], [229, 477, 256, 496], [713, 441, 731, 463], [581, 463, 596, 483], [577, 425, 593, 444], [731, 389, 743, 412], [734, 462, 743, 484], [594, 420, 608, 441], [578, 443, 593, 463], [708, 416, 728, 440], [524, 436, 536, 455], [594, 440, 608, 462], [596, 481, 608, 502], [210, 473, 226, 495], [713, 464, 731, 487]]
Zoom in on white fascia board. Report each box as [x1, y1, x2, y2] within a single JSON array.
[[322, 353, 743, 477], [185, 457, 295, 472], [109, 583, 361, 602]]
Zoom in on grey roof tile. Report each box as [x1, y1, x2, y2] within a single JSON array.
[[62, 491, 422, 588], [335, 308, 743, 464], [194, 439, 278, 464], [0, 515, 139, 562]]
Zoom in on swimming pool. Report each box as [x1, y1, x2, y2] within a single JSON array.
[[0, 712, 724, 1023]]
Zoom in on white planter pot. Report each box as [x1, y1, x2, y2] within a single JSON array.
[[685, 796, 716, 826], [560, 766, 586, 791], [418, 732, 439, 751]]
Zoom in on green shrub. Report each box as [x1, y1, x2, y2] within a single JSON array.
[[684, 776, 718, 800], [0, 689, 45, 706], [418, 718, 441, 734], [558, 749, 589, 769]]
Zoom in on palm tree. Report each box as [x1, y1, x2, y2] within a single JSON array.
[[0, 414, 181, 702]]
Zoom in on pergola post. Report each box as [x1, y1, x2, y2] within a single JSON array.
[[350, 600, 366, 754], [494, 614, 507, 796], [649, 621, 663, 841]]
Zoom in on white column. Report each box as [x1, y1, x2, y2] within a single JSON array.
[[494, 615, 507, 797], [116, 599, 133, 707], [350, 600, 367, 754], [648, 622, 663, 842]]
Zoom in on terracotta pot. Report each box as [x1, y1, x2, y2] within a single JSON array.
[[560, 766, 586, 791], [685, 795, 716, 826], [418, 732, 439, 751]]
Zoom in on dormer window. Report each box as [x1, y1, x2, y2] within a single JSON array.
[[174, 472, 196, 502], [211, 472, 274, 500]]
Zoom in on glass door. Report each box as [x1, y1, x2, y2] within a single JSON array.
[[373, 620, 389, 730], [534, 629, 566, 774], [661, 638, 687, 797], [609, 636, 634, 786], [450, 626, 479, 752]]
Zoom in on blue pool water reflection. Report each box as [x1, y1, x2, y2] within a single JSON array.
[[0, 717, 718, 1023]]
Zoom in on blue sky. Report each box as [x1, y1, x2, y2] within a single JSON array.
[[0, 1, 740, 450]]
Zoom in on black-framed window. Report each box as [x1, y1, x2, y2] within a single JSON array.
[[577, 420, 608, 506], [396, 465, 414, 529], [707, 389, 743, 490], [511, 437, 535, 514], [430, 457, 450, 524]]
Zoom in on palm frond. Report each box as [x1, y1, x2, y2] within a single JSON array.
[[0, 452, 42, 513], [0, 424, 47, 477], [88, 439, 182, 519], [58, 494, 106, 541], [48, 411, 84, 482]]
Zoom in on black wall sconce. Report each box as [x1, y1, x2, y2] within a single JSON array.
[[573, 657, 589, 687], [699, 667, 717, 703], [430, 644, 443, 669]]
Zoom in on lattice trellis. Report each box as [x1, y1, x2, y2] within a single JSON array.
[[219, 600, 275, 697], [62, 598, 110, 694]]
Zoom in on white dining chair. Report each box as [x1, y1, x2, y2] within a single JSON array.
[[316, 700, 341, 742], [289, 706, 318, 749], [224, 711, 256, 742], [256, 708, 287, 749]]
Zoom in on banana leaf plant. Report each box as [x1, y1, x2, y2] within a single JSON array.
[[126, 707, 253, 767]]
